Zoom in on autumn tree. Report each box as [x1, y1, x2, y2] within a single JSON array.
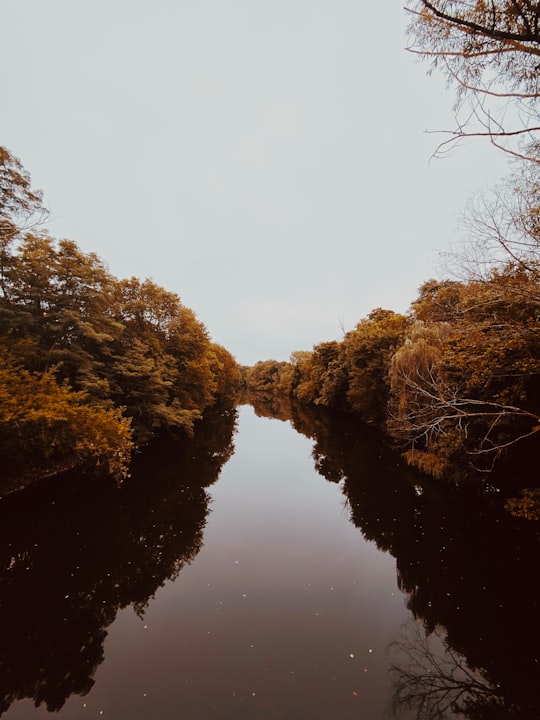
[[344, 309, 409, 424], [389, 273, 540, 479], [245, 359, 291, 395], [403, 3, 540, 501], [0, 147, 48, 329], [406, 1, 540, 162], [294, 342, 343, 406], [0, 146, 241, 482], [291, 310, 409, 423], [246, 311, 409, 426], [1, 234, 124, 391], [207, 342, 243, 404], [0, 354, 133, 484], [108, 278, 208, 440], [0, 146, 46, 244]]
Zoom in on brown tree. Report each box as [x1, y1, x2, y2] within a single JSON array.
[[0, 146, 46, 249], [389, 274, 540, 479]]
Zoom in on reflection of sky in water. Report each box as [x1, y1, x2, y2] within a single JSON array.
[[7, 405, 413, 719]]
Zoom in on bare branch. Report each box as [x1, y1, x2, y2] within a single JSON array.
[[417, 0, 540, 45], [390, 621, 503, 719], [406, 1, 540, 161]]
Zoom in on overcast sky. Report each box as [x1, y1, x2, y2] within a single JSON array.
[[0, 1, 508, 365]]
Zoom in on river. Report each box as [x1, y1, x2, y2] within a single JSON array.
[[0, 399, 538, 719]]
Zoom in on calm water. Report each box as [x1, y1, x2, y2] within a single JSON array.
[[0, 399, 539, 719]]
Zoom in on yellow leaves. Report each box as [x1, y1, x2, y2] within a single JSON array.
[[0, 149, 242, 485], [0, 358, 133, 481], [2, 230, 242, 451], [207, 343, 242, 401]]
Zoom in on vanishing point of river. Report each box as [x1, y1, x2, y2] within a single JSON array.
[[0, 397, 539, 719]]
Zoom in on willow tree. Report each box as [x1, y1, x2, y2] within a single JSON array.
[[389, 274, 540, 480], [406, 1, 540, 162]]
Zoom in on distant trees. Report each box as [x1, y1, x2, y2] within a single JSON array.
[[0, 146, 241, 484], [246, 309, 410, 426]]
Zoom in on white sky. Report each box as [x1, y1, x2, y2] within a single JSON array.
[[0, 1, 508, 365]]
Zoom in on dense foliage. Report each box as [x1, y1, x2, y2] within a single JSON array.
[[0, 146, 241, 485]]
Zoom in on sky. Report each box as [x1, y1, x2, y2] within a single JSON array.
[[0, 1, 509, 365]]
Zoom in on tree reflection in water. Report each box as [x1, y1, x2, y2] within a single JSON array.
[[389, 621, 506, 720], [2, 389, 539, 720], [0, 407, 237, 715], [247, 392, 540, 720]]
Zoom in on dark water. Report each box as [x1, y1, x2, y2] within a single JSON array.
[[0, 398, 539, 719]]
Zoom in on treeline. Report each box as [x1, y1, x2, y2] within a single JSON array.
[[0, 146, 241, 485], [245, 268, 540, 507]]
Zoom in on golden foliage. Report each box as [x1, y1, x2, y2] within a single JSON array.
[[0, 146, 242, 484], [0, 356, 133, 482]]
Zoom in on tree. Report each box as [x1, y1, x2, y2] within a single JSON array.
[[294, 342, 343, 406], [390, 622, 506, 720], [344, 309, 409, 425], [245, 359, 290, 395], [0, 355, 133, 483], [0, 146, 242, 484], [406, 1, 540, 162], [207, 343, 243, 403], [451, 162, 540, 283], [0, 146, 46, 244], [389, 274, 540, 479]]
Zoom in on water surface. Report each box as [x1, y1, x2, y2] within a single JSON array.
[[1, 400, 539, 719]]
